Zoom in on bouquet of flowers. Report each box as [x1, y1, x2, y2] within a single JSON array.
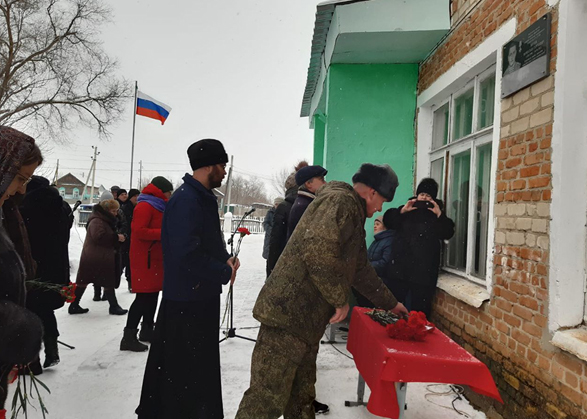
[[26, 280, 77, 304], [386, 311, 435, 341]]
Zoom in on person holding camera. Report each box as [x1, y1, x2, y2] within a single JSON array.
[[382, 178, 455, 318]]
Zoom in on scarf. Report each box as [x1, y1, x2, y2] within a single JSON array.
[[0, 127, 35, 198], [138, 194, 166, 212]]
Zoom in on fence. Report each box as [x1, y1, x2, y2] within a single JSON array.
[[220, 216, 264, 234]]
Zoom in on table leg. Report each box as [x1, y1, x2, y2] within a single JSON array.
[[344, 373, 367, 407], [395, 382, 408, 419]]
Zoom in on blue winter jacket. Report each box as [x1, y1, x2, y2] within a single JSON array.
[[161, 174, 231, 302], [367, 229, 395, 284]]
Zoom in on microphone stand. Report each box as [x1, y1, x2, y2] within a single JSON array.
[[219, 208, 256, 344]]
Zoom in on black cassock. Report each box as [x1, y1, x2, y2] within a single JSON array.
[[136, 297, 223, 419]]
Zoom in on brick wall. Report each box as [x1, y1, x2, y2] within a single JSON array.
[[419, 0, 587, 418]]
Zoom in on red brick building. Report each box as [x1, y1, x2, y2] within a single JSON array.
[[301, 0, 587, 417], [416, 0, 586, 418]]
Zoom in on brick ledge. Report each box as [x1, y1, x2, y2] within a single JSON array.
[[437, 273, 490, 308], [551, 328, 587, 363]]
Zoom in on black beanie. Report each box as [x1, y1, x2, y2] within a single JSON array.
[[151, 176, 173, 193], [187, 139, 229, 170], [128, 189, 140, 200], [352, 163, 399, 202], [416, 178, 438, 199], [117, 188, 127, 196]]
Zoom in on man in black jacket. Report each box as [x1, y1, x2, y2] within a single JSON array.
[[383, 178, 455, 317], [286, 165, 327, 240], [136, 139, 239, 419]]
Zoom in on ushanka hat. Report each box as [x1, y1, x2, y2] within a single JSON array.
[[187, 139, 229, 170], [352, 163, 399, 202], [0, 126, 35, 198], [416, 178, 438, 199]]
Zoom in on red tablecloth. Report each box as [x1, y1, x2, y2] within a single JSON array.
[[347, 307, 502, 418]]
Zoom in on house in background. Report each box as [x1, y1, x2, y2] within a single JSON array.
[[301, 0, 587, 418], [54, 173, 103, 204]]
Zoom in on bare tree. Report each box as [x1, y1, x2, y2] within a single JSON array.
[[0, 0, 129, 140], [219, 174, 271, 207], [271, 160, 309, 197]]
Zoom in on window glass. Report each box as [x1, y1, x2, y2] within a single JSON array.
[[473, 144, 492, 278], [447, 150, 471, 270], [73, 188, 80, 198], [453, 88, 474, 140], [430, 158, 444, 196], [432, 103, 450, 149], [478, 75, 496, 130]]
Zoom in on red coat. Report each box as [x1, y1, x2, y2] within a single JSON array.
[[129, 184, 167, 293]]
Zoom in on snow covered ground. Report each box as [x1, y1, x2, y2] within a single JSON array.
[[8, 221, 487, 419]]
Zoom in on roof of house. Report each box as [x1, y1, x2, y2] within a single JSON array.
[[55, 172, 85, 187]]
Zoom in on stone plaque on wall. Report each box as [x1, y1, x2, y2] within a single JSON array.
[[501, 13, 551, 98]]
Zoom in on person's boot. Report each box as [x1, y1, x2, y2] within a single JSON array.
[[42, 335, 60, 368], [138, 322, 154, 343], [313, 400, 329, 415], [19, 358, 43, 376], [68, 286, 89, 314], [120, 328, 148, 352], [105, 289, 128, 315], [93, 284, 102, 301]]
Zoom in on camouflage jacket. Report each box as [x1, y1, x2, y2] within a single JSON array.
[[253, 181, 398, 344]]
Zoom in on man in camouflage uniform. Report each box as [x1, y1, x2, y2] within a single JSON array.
[[235, 163, 409, 419]]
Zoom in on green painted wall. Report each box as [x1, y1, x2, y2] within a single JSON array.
[[313, 114, 325, 166], [322, 63, 418, 242]]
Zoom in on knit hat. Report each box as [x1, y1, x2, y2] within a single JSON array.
[[284, 173, 297, 190], [117, 188, 127, 196], [110, 185, 120, 193], [416, 178, 438, 199], [128, 189, 140, 200], [151, 176, 173, 193], [187, 139, 228, 170], [273, 197, 284, 206], [0, 126, 35, 198], [352, 163, 399, 202], [295, 165, 328, 186], [99, 191, 114, 202]]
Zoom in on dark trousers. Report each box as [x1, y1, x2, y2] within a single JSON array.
[[27, 305, 59, 339], [136, 297, 223, 419], [125, 292, 158, 329], [389, 280, 437, 318], [235, 325, 318, 419]]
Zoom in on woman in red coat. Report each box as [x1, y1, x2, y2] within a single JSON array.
[[120, 177, 173, 352]]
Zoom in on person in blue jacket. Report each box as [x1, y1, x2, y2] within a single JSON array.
[[136, 139, 240, 419], [352, 215, 395, 307]]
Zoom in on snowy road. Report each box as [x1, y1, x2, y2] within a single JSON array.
[[9, 225, 487, 419]]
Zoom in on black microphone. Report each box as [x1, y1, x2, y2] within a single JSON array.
[[244, 207, 256, 216]]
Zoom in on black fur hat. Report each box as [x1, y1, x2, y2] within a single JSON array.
[[352, 163, 399, 202], [187, 139, 228, 171], [416, 178, 438, 199]]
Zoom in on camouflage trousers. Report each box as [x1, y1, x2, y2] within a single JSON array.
[[235, 324, 319, 419]]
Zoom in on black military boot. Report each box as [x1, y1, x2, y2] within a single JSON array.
[[92, 284, 102, 301], [120, 328, 148, 352], [43, 335, 60, 368], [138, 322, 154, 343], [313, 400, 329, 415], [105, 289, 128, 315], [68, 286, 89, 314]]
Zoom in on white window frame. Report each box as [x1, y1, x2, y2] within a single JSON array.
[[416, 18, 515, 291]]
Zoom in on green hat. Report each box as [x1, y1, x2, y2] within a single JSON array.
[[151, 176, 173, 193]]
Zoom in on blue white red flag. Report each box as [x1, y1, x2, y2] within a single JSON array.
[[136, 91, 172, 125]]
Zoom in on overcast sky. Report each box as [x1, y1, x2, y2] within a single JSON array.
[[43, 0, 320, 196]]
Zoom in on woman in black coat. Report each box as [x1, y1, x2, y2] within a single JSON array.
[[383, 178, 455, 317], [0, 126, 44, 414], [20, 176, 74, 369]]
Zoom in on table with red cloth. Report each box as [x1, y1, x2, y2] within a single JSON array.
[[346, 307, 503, 418]]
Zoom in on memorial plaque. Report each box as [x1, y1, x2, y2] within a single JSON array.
[[501, 13, 551, 98]]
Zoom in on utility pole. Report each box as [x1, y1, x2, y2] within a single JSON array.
[[89, 146, 99, 203], [138, 160, 143, 190], [224, 155, 234, 214], [80, 148, 97, 204], [53, 159, 59, 184]]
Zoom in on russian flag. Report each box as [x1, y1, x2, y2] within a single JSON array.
[[136, 91, 172, 125]]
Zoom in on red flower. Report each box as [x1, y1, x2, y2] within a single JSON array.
[[237, 227, 251, 236], [8, 366, 18, 384], [386, 311, 434, 341], [60, 282, 77, 303]]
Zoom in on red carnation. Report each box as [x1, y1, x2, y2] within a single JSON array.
[[386, 311, 434, 341], [237, 227, 251, 236]]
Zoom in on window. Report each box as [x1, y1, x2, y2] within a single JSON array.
[[73, 188, 80, 198], [429, 66, 495, 284], [58, 187, 65, 197]]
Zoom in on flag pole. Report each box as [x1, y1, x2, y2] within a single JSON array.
[[130, 81, 138, 189]]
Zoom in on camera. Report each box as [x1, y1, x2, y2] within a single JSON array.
[[413, 200, 433, 209]]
